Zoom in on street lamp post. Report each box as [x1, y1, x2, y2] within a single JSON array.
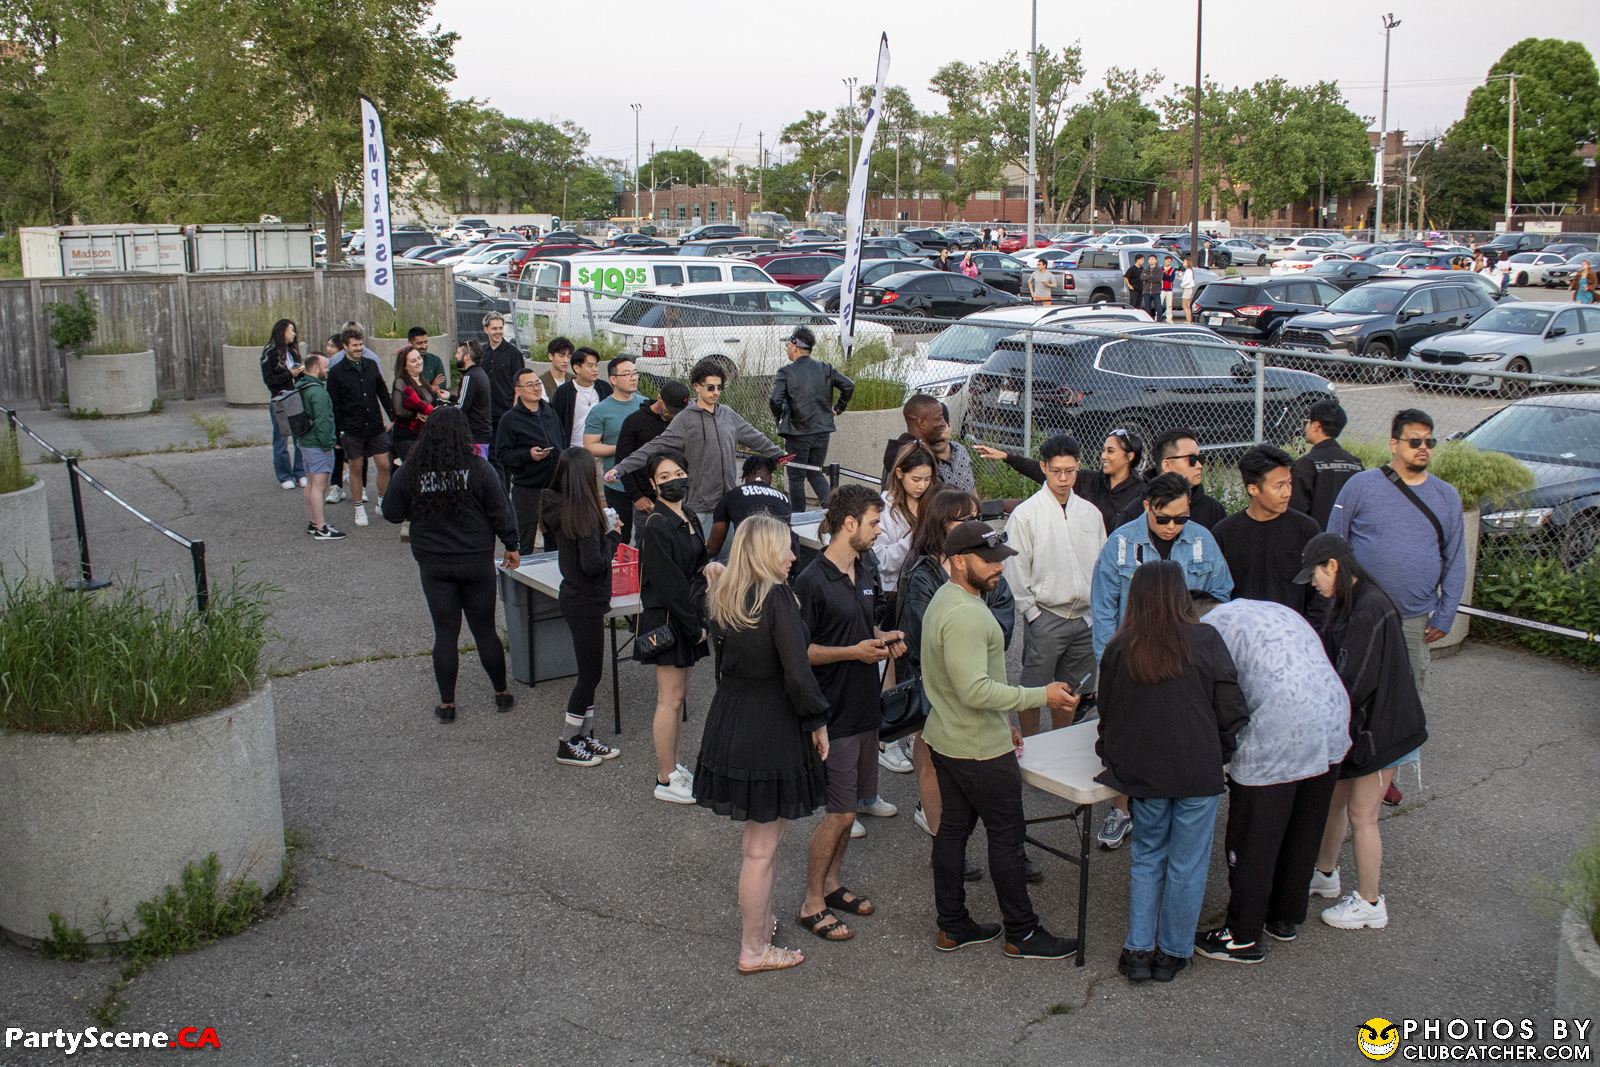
[[1026, 0, 1038, 247], [843, 77, 859, 177], [1190, 0, 1202, 267], [630, 103, 642, 224], [1373, 14, 1399, 243]]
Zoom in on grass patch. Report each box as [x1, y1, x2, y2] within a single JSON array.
[[368, 296, 443, 340], [41, 914, 91, 962], [70, 407, 105, 420], [0, 574, 272, 734], [0, 423, 36, 493], [224, 303, 301, 348], [1564, 821, 1600, 945], [148, 396, 164, 415], [849, 376, 907, 412], [192, 412, 231, 448]]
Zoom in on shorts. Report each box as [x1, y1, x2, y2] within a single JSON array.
[[340, 430, 391, 459], [301, 447, 336, 476], [824, 728, 880, 814], [1020, 610, 1096, 719]]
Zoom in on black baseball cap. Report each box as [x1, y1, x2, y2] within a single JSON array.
[[659, 381, 691, 413], [1293, 532, 1355, 584], [943, 520, 1016, 562], [786, 326, 816, 350]]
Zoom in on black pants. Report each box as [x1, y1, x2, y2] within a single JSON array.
[[1141, 291, 1162, 320], [511, 485, 547, 553], [930, 748, 1038, 940], [562, 611, 606, 720], [1223, 765, 1340, 943], [606, 487, 633, 546], [783, 433, 832, 513], [417, 559, 507, 705]]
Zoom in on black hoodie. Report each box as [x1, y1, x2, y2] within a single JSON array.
[[493, 400, 564, 490], [380, 455, 517, 564], [1321, 578, 1428, 778]]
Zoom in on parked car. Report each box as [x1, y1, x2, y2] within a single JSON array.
[[1085, 232, 1157, 249], [964, 322, 1337, 453], [1390, 250, 1474, 272], [1062, 246, 1217, 306], [1217, 238, 1267, 266], [1271, 251, 1354, 276], [400, 244, 453, 261], [454, 277, 515, 347], [681, 237, 779, 257], [607, 233, 671, 250], [507, 242, 599, 280], [740, 252, 843, 289], [1049, 232, 1092, 245], [1192, 277, 1344, 346], [1480, 232, 1548, 258], [1333, 242, 1391, 261], [443, 218, 491, 242], [899, 227, 952, 252], [907, 304, 1153, 431], [1406, 302, 1600, 398], [797, 258, 938, 312], [602, 282, 894, 377], [941, 227, 984, 250], [453, 245, 526, 275], [1542, 240, 1598, 258], [858, 270, 1026, 324], [1153, 233, 1233, 269], [998, 231, 1044, 253], [783, 228, 833, 244], [677, 224, 742, 245], [1301, 259, 1391, 291], [1496, 251, 1568, 288], [1264, 234, 1344, 262], [1543, 253, 1600, 289], [962, 251, 1035, 294], [1276, 276, 1498, 372], [1459, 393, 1600, 568]]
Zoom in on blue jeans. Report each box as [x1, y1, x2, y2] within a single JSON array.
[[1125, 794, 1221, 957], [272, 412, 305, 482]]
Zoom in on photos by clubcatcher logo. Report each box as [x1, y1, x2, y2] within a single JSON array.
[[1355, 1016, 1593, 1061]]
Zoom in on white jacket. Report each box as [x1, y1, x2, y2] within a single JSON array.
[[876, 490, 915, 591], [1003, 486, 1106, 624]]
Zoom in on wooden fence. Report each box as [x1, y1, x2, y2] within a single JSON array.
[[0, 266, 457, 408]]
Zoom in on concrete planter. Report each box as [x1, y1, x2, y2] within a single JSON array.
[[828, 406, 906, 487], [1556, 907, 1600, 1053], [1432, 506, 1480, 655], [0, 479, 52, 583], [0, 685, 285, 945], [222, 345, 270, 406], [64, 350, 157, 418]]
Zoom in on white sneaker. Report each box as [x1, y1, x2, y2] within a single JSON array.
[[325, 485, 343, 504], [1097, 807, 1133, 849], [279, 479, 295, 490], [850, 818, 866, 839], [878, 740, 913, 774], [857, 796, 898, 818], [353, 503, 369, 527], [913, 803, 933, 837], [296, 476, 308, 488], [1309, 867, 1342, 899], [654, 766, 695, 805], [374, 495, 383, 511], [1321, 892, 1388, 930]]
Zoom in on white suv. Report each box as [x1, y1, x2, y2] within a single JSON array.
[[603, 282, 894, 379]]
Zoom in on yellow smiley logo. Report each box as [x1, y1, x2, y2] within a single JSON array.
[[1358, 1018, 1399, 1061]]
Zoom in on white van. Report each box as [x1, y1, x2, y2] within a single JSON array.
[[511, 255, 775, 344]]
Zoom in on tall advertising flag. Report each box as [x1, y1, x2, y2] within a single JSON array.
[[838, 34, 889, 359], [359, 96, 396, 310]]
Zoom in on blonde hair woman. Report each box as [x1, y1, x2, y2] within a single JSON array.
[[693, 514, 830, 975]]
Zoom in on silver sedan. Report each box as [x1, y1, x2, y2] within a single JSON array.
[[1217, 238, 1267, 267], [1406, 301, 1600, 398]]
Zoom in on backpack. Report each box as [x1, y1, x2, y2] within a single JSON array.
[[271, 387, 312, 438]]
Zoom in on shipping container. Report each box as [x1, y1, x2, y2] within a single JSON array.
[[20, 225, 187, 277], [186, 224, 316, 272]]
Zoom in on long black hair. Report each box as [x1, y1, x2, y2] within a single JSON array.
[[1323, 551, 1384, 631], [552, 447, 603, 540], [404, 405, 475, 518], [1111, 560, 1195, 685], [268, 319, 299, 359]]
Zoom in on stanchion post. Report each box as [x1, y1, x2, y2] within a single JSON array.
[[826, 463, 840, 492], [190, 540, 210, 614], [64, 456, 110, 592]]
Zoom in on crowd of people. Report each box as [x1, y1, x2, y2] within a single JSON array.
[[261, 318, 1461, 979]]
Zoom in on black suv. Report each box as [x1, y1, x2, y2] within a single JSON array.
[[1193, 277, 1343, 345], [677, 224, 742, 245], [899, 227, 952, 251], [964, 323, 1335, 452], [1277, 276, 1496, 369]]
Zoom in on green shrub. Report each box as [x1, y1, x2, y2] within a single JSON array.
[[1564, 822, 1600, 945], [1473, 547, 1600, 669], [1342, 438, 1533, 512], [124, 854, 263, 964], [0, 424, 35, 494], [367, 297, 441, 339], [45, 290, 145, 356], [224, 303, 302, 347], [0, 576, 272, 734], [0, 233, 21, 280], [849, 377, 906, 412]]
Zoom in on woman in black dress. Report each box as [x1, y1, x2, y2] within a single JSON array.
[[637, 450, 714, 805], [695, 513, 830, 975]]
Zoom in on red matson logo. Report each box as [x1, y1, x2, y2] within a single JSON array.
[[1359, 1018, 1401, 1061]]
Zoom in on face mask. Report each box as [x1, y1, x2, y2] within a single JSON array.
[[657, 477, 689, 503]]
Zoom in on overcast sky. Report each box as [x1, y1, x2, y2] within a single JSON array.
[[438, 0, 1599, 164]]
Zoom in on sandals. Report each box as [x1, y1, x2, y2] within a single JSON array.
[[737, 944, 805, 975], [825, 887, 876, 916], [797, 908, 853, 941]]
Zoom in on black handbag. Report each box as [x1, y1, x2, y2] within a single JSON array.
[[633, 609, 677, 663], [880, 673, 930, 742]]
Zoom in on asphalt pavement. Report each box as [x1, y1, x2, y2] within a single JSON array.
[[1, 398, 1597, 1067]]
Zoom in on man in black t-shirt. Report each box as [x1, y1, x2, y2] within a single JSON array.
[[1213, 446, 1322, 622], [1290, 399, 1364, 529], [706, 456, 794, 558], [792, 485, 907, 942]]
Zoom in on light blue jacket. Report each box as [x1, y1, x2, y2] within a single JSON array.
[[1090, 515, 1233, 660]]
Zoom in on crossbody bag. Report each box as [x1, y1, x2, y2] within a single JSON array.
[[1380, 465, 1447, 590]]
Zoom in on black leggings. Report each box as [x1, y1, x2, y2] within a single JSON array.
[[417, 559, 507, 704], [563, 612, 606, 719]]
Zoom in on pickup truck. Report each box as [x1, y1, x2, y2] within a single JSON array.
[[1481, 233, 1548, 257], [1056, 247, 1220, 305]]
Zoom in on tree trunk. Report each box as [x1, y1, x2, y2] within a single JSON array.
[[322, 189, 343, 266]]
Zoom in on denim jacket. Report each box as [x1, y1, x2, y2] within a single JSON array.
[[1090, 516, 1233, 660]]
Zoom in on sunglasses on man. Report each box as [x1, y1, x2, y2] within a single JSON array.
[[1399, 436, 1437, 449], [1151, 513, 1190, 526], [1169, 453, 1202, 468]]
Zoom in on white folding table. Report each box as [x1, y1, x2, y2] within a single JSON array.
[[1017, 720, 1119, 967]]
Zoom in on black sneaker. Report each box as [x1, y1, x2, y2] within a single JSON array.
[[584, 732, 620, 761], [314, 524, 346, 540], [1150, 951, 1189, 982], [935, 920, 1002, 953], [1264, 919, 1298, 942], [305, 521, 317, 536], [495, 691, 514, 712], [434, 704, 456, 723], [1194, 927, 1266, 964], [1118, 947, 1154, 983], [1003, 926, 1079, 961], [1023, 850, 1044, 885], [556, 737, 601, 767]]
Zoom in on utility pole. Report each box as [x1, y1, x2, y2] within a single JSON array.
[[1505, 72, 1517, 224], [1190, 0, 1202, 265], [649, 140, 656, 222], [894, 128, 901, 229], [1026, 0, 1038, 246], [843, 77, 858, 177], [1088, 129, 1098, 228], [630, 103, 642, 223], [1374, 13, 1399, 242], [757, 131, 764, 208]]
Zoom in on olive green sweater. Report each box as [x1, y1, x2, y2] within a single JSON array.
[[920, 581, 1049, 760]]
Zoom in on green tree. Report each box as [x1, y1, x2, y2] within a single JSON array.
[[1412, 140, 1501, 229], [0, 0, 69, 228], [1450, 38, 1600, 208], [1230, 80, 1370, 219], [429, 106, 590, 214], [646, 148, 715, 188], [1154, 79, 1240, 219], [1053, 68, 1165, 224]]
